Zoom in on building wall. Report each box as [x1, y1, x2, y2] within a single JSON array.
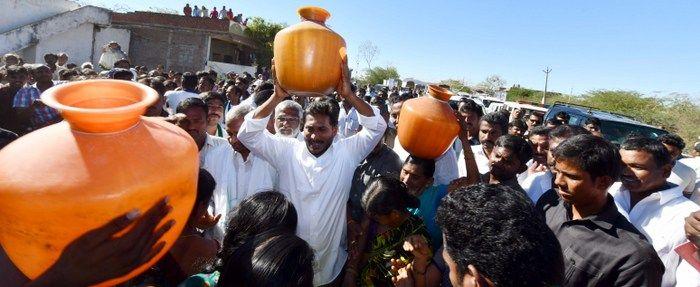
[[127, 26, 208, 72], [1, 0, 79, 32], [35, 22, 95, 65], [92, 27, 131, 65]]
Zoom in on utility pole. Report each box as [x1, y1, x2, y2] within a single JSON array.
[[541, 67, 552, 105]]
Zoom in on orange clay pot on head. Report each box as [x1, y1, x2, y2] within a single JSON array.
[[273, 6, 347, 97], [397, 84, 460, 159], [0, 79, 199, 286]]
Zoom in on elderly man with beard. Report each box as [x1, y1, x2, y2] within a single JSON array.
[[237, 57, 386, 286], [225, 104, 278, 201], [273, 99, 304, 140]]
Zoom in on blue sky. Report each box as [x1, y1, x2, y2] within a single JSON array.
[[82, 0, 699, 100]]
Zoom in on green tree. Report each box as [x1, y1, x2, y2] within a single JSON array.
[[360, 66, 400, 86], [439, 79, 471, 93], [244, 17, 286, 71]]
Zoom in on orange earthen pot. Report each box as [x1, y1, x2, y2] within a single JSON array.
[[0, 79, 199, 286], [397, 85, 460, 159], [273, 6, 347, 97]]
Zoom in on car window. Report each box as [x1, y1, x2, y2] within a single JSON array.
[[600, 120, 668, 144]]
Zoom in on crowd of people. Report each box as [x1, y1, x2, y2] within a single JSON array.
[[182, 3, 247, 25], [1, 47, 700, 287]]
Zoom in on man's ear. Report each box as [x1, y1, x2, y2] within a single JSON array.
[[594, 175, 614, 192], [661, 163, 673, 179]]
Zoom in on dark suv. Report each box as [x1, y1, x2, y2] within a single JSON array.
[[544, 102, 668, 144]]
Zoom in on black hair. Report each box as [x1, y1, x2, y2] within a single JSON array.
[[548, 124, 590, 140], [584, 117, 601, 126], [458, 99, 484, 117], [111, 68, 133, 81], [201, 91, 227, 105], [554, 111, 570, 123], [200, 76, 215, 85], [176, 97, 208, 115], [6, 65, 28, 77], [545, 118, 562, 127], [196, 169, 216, 205], [254, 82, 274, 93], [388, 92, 412, 105], [553, 134, 621, 181], [528, 126, 550, 138], [436, 184, 564, 287], [361, 177, 419, 216], [253, 89, 275, 107], [495, 135, 533, 165], [695, 142, 700, 153], [620, 137, 673, 167], [148, 79, 166, 97], [305, 99, 340, 127], [658, 133, 686, 150], [403, 156, 436, 178], [508, 119, 528, 132], [220, 191, 298, 269], [182, 72, 198, 89], [481, 112, 508, 135], [196, 71, 209, 78], [219, 229, 314, 287]]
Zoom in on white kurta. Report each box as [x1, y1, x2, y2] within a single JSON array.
[[457, 144, 490, 177], [521, 170, 553, 204], [199, 134, 236, 242], [668, 161, 698, 197], [392, 137, 458, 186], [609, 182, 700, 287], [230, 151, 278, 202], [237, 110, 386, 286]]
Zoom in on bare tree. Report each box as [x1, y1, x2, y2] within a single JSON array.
[[477, 74, 507, 95], [358, 41, 379, 71]]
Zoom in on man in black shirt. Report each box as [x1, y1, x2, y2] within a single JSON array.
[[536, 134, 664, 286]]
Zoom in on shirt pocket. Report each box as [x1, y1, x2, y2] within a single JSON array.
[[564, 247, 603, 287]]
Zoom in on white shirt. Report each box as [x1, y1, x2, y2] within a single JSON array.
[[199, 134, 236, 242], [669, 161, 698, 197], [609, 182, 700, 287], [229, 151, 278, 202], [457, 144, 490, 177], [392, 137, 459, 186], [164, 90, 200, 114], [521, 170, 553, 204], [338, 107, 360, 138], [238, 109, 386, 285]]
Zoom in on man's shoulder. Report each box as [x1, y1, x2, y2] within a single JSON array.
[[535, 188, 560, 210], [673, 160, 697, 177]]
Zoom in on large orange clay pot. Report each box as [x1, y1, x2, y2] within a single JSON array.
[[273, 6, 347, 97], [398, 85, 460, 159], [0, 80, 199, 286]]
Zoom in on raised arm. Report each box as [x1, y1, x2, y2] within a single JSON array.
[[456, 112, 480, 186], [336, 49, 373, 117]]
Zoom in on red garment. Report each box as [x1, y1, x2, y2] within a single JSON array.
[[226, 10, 234, 20], [210, 10, 218, 19], [183, 6, 192, 16]]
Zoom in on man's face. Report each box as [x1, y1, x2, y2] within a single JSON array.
[[489, 146, 523, 181], [478, 121, 503, 150], [109, 43, 119, 50], [35, 66, 53, 82], [547, 137, 564, 170], [198, 78, 213, 93], [206, 98, 225, 125], [619, 149, 671, 193], [4, 56, 18, 67], [508, 125, 525, 137], [235, 79, 247, 90], [226, 86, 240, 103], [303, 114, 337, 156], [57, 55, 68, 66], [459, 110, 480, 135], [45, 56, 57, 65], [275, 108, 301, 138], [400, 163, 433, 196], [553, 158, 606, 205], [527, 114, 542, 129], [226, 117, 249, 154], [180, 107, 208, 146], [529, 134, 549, 165], [661, 143, 682, 161], [584, 123, 600, 134], [389, 102, 403, 128], [8, 72, 27, 89]]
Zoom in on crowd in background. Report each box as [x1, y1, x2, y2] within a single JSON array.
[[182, 3, 248, 25], [1, 46, 700, 287]]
